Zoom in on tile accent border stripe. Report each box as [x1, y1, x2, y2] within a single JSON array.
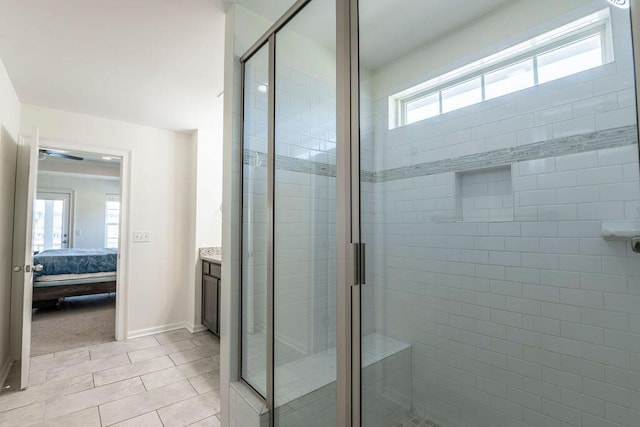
[[244, 125, 638, 182], [243, 150, 337, 178], [371, 125, 638, 183]]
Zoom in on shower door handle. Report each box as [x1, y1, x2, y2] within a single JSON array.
[[361, 243, 366, 285], [352, 243, 366, 286], [353, 243, 360, 286]]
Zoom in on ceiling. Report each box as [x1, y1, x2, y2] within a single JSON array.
[[0, 0, 227, 132], [358, 0, 515, 69], [40, 149, 121, 164], [38, 149, 120, 179], [230, 0, 299, 24], [0, 0, 516, 132], [230, 0, 514, 70]]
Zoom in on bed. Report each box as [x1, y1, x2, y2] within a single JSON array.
[[32, 248, 117, 302]]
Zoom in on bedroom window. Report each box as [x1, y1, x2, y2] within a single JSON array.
[[389, 8, 613, 128], [105, 194, 120, 249]]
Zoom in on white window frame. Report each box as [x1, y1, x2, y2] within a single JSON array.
[[389, 8, 614, 129], [105, 193, 120, 249]]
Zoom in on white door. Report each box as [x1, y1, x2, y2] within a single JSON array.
[[10, 130, 39, 390], [33, 191, 72, 251]]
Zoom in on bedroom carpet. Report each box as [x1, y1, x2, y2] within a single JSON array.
[[30, 294, 115, 356]]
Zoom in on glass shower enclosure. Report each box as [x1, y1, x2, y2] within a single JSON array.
[[238, 0, 640, 425], [240, 0, 338, 424]]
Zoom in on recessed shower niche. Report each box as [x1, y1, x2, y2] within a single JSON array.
[[456, 165, 514, 222]]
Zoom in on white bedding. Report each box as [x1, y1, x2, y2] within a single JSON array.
[[35, 272, 116, 282]]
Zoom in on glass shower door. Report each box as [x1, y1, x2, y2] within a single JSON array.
[[274, 0, 337, 424], [239, 0, 339, 423], [359, 1, 640, 426], [241, 43, 270, 398]]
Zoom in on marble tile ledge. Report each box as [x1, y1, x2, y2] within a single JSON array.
[[199, 247, 222, 263]]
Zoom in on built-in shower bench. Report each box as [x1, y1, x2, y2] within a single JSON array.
[[274, 333, 412, 426]]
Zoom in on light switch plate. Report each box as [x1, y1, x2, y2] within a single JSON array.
[[133, 231, 151, 242]]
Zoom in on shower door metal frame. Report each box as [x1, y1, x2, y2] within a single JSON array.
[[238, 0, 356, 425], [632, 1, 640, 151], [337, 0, 362, 425]]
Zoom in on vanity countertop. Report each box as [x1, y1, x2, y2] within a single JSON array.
[[200, 247, 222, 263]]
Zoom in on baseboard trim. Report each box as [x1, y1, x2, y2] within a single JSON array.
[[186, 323, 208, 334], [0, 357, 13, 388], [126, 322, 188, 340]]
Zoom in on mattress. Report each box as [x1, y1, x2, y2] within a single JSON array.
[[33, 248, 117, 279]]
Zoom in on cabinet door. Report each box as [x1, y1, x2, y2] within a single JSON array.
[[202, 275, 218, 335], [216, 278, 220, 335]]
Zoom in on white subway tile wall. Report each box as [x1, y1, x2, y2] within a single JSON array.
[[242, 29, 338, 377], [273, 24, 337, 363], [361, 3, 640, 426]]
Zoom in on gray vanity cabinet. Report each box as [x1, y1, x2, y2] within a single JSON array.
[[202, 260, 220, 336]]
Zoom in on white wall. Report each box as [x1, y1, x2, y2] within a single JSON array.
[[187, 125, 224, 330], [36, 172, 120, 249], [0, 60, 20, 138], [0, 57, 20, 382], [21, 104, 195, 337], [195, 127, 223, 249]]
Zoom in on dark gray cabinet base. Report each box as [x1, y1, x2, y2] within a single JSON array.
[[202, 260, 220, 336]]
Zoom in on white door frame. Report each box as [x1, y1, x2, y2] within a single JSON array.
[[38, 138, 131, 341]]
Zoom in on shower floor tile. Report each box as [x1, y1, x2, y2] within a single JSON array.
[[395, 414, 441, 427]]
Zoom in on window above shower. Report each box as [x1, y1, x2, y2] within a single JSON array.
[[389, 8, 614, 129]]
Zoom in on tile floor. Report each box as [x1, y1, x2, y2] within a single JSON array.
[[395, 415, 440, 427], [0, 328, 220, 426]]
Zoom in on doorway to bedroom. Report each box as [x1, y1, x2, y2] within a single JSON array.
[[30, 148, 121, 356]]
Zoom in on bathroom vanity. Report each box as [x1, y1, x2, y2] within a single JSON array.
[[200, 247, 221, 336]]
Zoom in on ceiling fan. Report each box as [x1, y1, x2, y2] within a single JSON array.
[[38, 149, 84, 161]]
